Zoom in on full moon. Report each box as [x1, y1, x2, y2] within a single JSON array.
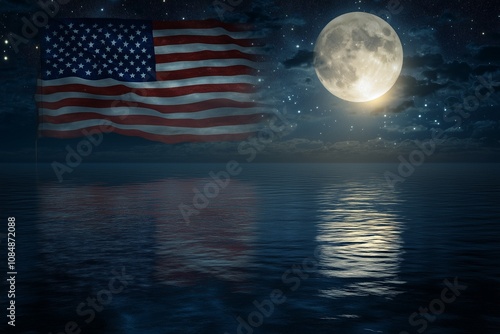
[[314, 12, 403, 103]]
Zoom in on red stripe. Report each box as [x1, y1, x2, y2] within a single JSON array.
[[37, 98, 263, 114], [38, 83, 256, 97], [155, 50, 262, 64], [154, 35, 261, 47], [41, 113, 266, 128], [156, 66, 256, 81], [152, 20, 252, 32], [40, 127, 256, 144]]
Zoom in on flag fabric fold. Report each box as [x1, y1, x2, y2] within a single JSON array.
[[36, 18, 271, 144]]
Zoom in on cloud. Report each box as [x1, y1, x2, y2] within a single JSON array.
[[282, 50, 314, 69], [474, 46, 500, 63], [396, 75, 447, 97], [404, 54, 444, 69], [372, 100, 415, 115]]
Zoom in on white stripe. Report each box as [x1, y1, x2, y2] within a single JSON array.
[[40, 106, 275, 119], [38, 75, 257, 89], [155, 59, 259, 72], [39, 119, 263, 135], [35, 91, 257, 104], [155, 44, 263, 55], [153, 28, 262, 39]]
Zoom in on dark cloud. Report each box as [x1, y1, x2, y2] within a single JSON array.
[[404, 54, 444, 69], [372, 100, 415, 115], [397, 75, 447, 97], [282, 50, 314, 69], [474, 46, 500, 63], [472, 65, 500, 76]]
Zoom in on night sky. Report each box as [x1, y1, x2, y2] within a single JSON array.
[[1, 0, 499, 162]]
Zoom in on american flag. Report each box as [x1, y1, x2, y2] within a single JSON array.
[[36, 18, 272, 144]]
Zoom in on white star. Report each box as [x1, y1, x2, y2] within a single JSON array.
[[136, 30, 141, 35], [89, 42, 94, 48], [45, 36, 51, 42], [129, 35, 135, 40], [130, 73, 135, 78], [141, 24, 146, 29], [78, 63, 84, 68], [71, 68, 77, 73], [142, 36, 147, 42], [85, 58, 91, 63], [111, 40, 116, 46], [46, 70, 51, 76], [141, 73, 146, 78], [135, 42, 140, 48], [105, 32, 111, 38], [117, 34, 123, 40], [119, 72, 124, 77], [85, 70, 91, 75], [124, 68, 129, 72], [98, 69, 103, 75], [141, 48, 146, 53], [59, 69, 64, 74]]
